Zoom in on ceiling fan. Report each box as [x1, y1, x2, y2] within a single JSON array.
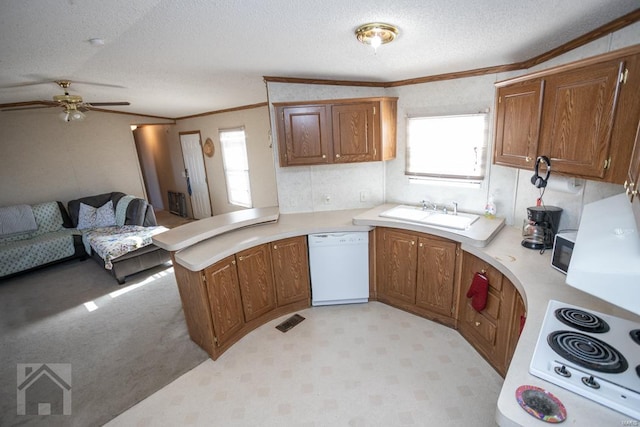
[[0, 80, 130, 122]]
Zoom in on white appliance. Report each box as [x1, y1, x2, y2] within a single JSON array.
[[308, 232, 369, 306], [566, 193, 640, 315], [529, 300, 640, 419]]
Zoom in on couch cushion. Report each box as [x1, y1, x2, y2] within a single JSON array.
[[0, 230, 75, 277], [31, 201, 65, 235], [77, 201, 116, 230], [68, 192, 125, 228]]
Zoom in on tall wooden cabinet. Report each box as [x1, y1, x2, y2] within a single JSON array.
[[493, 45, 640, 184], [456, 251, 523, 377], [376, 227, 459, 327], [274, 97, 397, 167]]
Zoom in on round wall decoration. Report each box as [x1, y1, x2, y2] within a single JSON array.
[[203, 138, 214, 157]]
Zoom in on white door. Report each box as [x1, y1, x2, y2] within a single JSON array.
[[180, 132, 212, 219]]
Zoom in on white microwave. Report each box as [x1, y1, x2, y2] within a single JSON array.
[[551, 231, 577, 274]]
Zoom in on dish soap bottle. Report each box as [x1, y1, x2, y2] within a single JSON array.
[[484, 197, 496, 219]]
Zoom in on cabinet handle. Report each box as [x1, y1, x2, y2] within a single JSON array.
[[419, 242, 423, 247], [336, 154, 341, 158], [322, 154, 326, 159], [232, 260, 236, 265], [411, 241, 415, 245], [238, 256, 244, 261], [475, 321, 481, 327], [273, 245, 278, 250], [525, 156, 531, 162]]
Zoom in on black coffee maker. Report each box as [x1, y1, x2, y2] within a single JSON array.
[[521, 206, 562, 250]]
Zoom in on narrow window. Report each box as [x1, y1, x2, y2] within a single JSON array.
[[219, 127, 252, 208], [406, 113, 488, 184]]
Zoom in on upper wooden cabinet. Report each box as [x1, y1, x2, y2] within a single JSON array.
[[274, 97, 397, 167], [538, 60, 623, 179], [625, 121, 640, 230], [493, 45, 640, 183], [494, 80, 544, 168]]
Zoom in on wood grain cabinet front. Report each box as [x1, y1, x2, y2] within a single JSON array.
[[203, 255, 245, 348], [172, 236, 311, 360], [270, 236, 311, 306], [274, 97, 397, 167], [456, 251, 523, 377], [627, 121, 640, 230], [236, 244, 277, 322], [375, 227, 459, 327], [493, 46, 640, 184]]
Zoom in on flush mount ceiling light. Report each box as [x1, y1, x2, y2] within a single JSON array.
[[355, 22, 398, 51]]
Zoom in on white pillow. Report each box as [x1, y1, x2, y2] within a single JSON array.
[[77, 200, 116, 230]]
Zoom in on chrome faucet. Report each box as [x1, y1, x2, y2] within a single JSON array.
[[452, 201, 458, 216], [421, 200, 437, 211]]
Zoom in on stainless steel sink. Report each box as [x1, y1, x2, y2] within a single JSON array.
[[379, 205, 479, 230]]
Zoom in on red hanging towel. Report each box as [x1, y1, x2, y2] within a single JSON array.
[[466, 272, 489, 312]]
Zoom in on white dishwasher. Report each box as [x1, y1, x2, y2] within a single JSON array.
[[307, 232, 369, 306]]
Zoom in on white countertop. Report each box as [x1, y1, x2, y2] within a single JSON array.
[[173, 208, 373, 272], [164, 204, 640, 425], [352, 203, 505, 247], [152, 206, 280, 252]]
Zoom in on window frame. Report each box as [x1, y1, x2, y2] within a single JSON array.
[[219, 127, 253, 208], [405, 113, 489, 184]]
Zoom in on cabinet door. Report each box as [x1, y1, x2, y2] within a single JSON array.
[[506, 288, 526, 371], [332, 102, 376, 163], [494, 80, 543, 169], [415, 237, 458, 318], [278, 105, 332, 166], [236, 244, 277, 322], [204, 255, 245, 347], [627, 121, 640, 230], [271, 236, 310, 306], [376, 228, 417, 304], [539, 60, 623, 178]]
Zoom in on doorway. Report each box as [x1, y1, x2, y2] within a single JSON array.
[[179, 131, 212, 219]]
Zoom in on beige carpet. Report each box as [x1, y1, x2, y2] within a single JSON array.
[[0, 258, 207, 427]]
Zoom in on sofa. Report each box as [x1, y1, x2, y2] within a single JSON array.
[[0, 201, 85, 279], [0, 192, 171, 284], [66, 192, 171, 284]]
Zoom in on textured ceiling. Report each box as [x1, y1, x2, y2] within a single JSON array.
[[0, 0, 638, 119]]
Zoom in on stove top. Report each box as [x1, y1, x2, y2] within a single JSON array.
[[529, 300, 640, 420]]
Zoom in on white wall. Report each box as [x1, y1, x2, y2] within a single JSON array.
[[267, 24, 640, 231], [0, 109, 172, 207]]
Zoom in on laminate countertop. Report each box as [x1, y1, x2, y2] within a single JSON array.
[[156, 205, 640, 425]]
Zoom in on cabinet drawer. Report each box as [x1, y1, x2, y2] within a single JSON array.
[[463, 303, 497, 346], [462, 252, 503, 291]]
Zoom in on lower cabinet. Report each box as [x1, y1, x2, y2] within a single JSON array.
[[270, 236, 311, 306], [173, 236, 310, 360], [376, 227, 459, 327], [456, 251, 525, 376]]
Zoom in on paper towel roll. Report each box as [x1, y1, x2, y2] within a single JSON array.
[[545, 176, 583, 194]]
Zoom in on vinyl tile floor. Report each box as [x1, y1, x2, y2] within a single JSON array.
[[106, 302, 503, 427]]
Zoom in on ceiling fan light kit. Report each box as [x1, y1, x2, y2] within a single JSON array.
[[355, 22, 399, 51]]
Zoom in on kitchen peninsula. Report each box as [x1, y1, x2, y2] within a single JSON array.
[[153, 206, 640, 426]]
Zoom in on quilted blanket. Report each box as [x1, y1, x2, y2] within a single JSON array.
[[82, 225, 169, 269]]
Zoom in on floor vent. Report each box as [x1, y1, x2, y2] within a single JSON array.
[[276, 314, 305, 332]]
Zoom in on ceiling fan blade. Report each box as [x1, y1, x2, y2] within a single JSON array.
[[85, 101, 130, 106], [0, 101, 59, 111], [0, 79, 126, 89]]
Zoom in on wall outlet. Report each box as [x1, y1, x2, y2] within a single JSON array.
[[322, 194, 331, 205], [360, 190, 369, 202]]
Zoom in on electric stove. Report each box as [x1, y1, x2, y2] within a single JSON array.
[[529, 300, 640, 420]]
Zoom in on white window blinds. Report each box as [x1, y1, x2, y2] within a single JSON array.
[[219, 128, 252, 208], [406, 113, 488, 182]]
